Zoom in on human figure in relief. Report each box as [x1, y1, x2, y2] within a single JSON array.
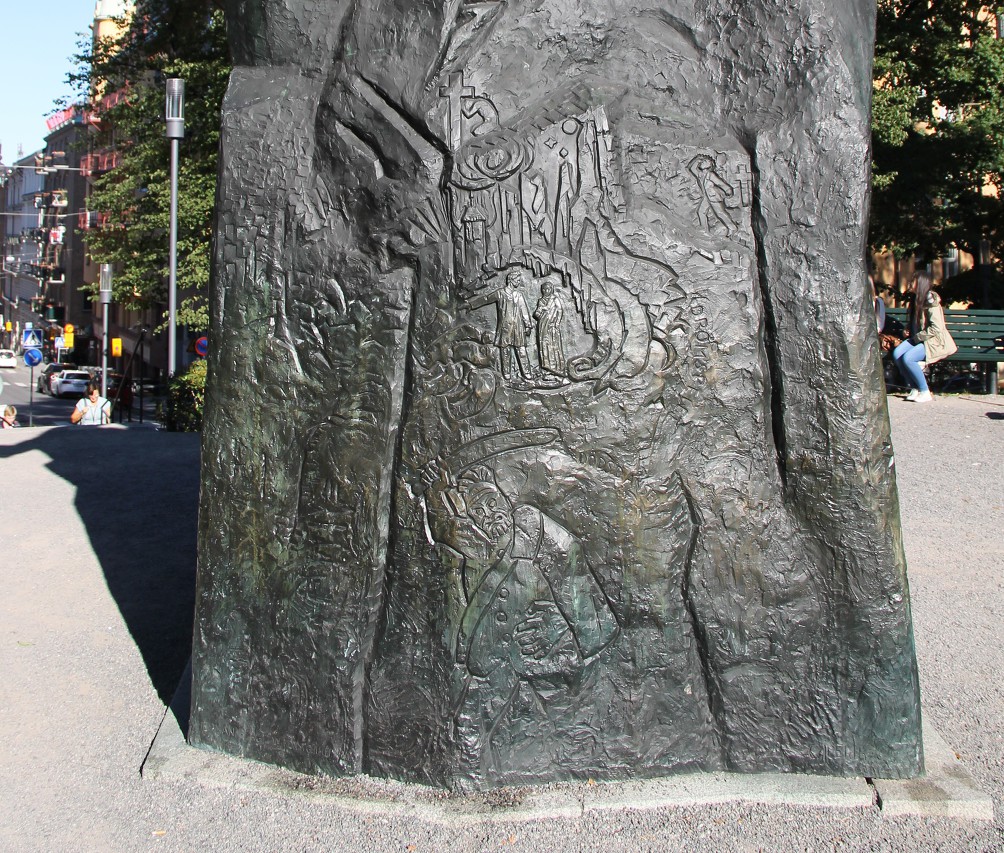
[[428, 463, 618, 776], [465, 267, 540, 384], [688, 154, 738, 237], [534, 280, 567, 378]]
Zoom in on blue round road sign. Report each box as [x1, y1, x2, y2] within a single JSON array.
[[24, 348, 43, 367], [194, 336, 209, 357]]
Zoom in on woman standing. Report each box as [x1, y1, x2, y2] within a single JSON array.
[[71, 382, 112, 425], [892, 271, 958, 402], [534, 281, 566, 378]]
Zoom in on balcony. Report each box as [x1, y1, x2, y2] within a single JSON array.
[[80, 150, 122, 177], [86, 85, 131, 129], [78, 210, 112, 230]]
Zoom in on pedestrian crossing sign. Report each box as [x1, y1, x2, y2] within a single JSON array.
[[22, 328, 43, 349]]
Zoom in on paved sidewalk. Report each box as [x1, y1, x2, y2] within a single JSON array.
[[0, 397, 1002, 851]]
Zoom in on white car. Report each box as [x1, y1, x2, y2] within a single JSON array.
[[0, 349, 16, 369], [52, 370, 92, 398]]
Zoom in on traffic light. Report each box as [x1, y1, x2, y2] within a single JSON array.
[[111, 338, 122, 357]]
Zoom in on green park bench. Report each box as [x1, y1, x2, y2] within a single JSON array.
[[885, 307, 1004, 395]]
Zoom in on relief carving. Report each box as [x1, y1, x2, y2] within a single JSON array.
[[192, 0, 924, 792]]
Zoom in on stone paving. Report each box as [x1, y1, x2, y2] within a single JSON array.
[[0, 395, 1001, 851]]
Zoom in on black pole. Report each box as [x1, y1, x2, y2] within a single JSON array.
[[113, 328, 147, 422], [138, 342, 145, 424]]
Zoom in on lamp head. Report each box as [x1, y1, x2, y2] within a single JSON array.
[[99, 263, 113, 303], [165, 79, 185, 139]]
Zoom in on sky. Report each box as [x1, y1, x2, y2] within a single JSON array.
[[0, 0, 96, 163]]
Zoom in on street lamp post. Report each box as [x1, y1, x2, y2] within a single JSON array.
[[2, 256, 13, 349], [165, 78, 185, 377], [100, 263, 112, 397]]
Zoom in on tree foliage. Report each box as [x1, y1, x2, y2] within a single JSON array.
[[163, 356, 207, 430], [70, 0, 230, 330], [871, 0, 1004, 298]]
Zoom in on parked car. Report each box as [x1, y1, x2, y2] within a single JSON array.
[[52, 370, 92, 398], [131, 377, 162, 396], [85, 369, 125, 391], [0, 349, 16, 369], [37, 362, 76, 394]]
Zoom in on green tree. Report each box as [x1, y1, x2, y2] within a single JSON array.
[[70, 0, 230, 329], [871, 1, 1004, 304], [163, 357, 207, 430]]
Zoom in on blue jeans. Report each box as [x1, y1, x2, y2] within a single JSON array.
[[893, 340, 928, 391]]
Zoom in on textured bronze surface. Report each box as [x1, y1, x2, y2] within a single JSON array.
[[190, 0, 923, 790]]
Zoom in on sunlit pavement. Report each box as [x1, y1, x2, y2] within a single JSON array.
[[0, 395, 1000, 851]]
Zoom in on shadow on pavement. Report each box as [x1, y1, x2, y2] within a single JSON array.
[[0, 426, 201, 708], [987, 412, 1004, 420]]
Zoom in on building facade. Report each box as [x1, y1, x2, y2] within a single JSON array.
[[40, 108, 92, 357], [1, 151, 46, 349]]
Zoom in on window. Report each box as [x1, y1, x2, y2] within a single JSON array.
[[942, 247, 959, 279]]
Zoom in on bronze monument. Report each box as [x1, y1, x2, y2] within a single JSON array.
[[191, 0, 923, 790]]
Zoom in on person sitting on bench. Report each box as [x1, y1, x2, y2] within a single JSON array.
[[892, 271, 958, 403]]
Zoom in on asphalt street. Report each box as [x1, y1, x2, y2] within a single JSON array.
[[0, 394, 1001, 851], [0, 361, 156, 428]]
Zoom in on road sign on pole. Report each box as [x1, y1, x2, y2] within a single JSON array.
[[22, 328, 43, 349], [24, 348, 42, 428]]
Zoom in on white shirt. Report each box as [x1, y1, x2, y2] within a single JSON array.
[[74, 395, 111, 425]]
